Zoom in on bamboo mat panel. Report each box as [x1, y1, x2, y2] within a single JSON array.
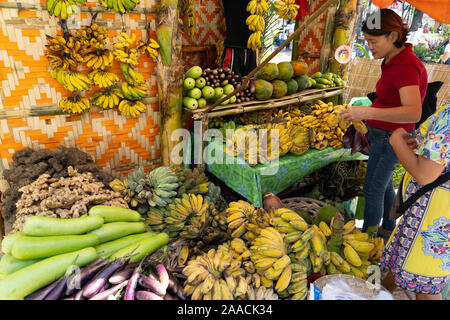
[[345, 58, 450, 107]]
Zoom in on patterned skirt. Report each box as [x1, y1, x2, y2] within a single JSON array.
[[379, 172, 450, 295]]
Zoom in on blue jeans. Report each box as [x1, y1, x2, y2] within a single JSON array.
[[362, 126, 400, 232]]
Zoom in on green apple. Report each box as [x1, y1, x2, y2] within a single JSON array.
[[202, 86, 215, 100], [223, 84, 235, 95], [195, 77, 206, 89], [187, 88, 202, 100], [183, 77, 196, 90], [197, 98, 207, 109], [183, 97, 199, 110], [185, 66, 203, 79], [214, 87, 224, 99]]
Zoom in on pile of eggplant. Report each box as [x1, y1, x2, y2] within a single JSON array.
[[25, 257, 186, 300]]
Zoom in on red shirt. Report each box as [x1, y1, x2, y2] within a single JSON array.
[[366, 43, 428, 131]]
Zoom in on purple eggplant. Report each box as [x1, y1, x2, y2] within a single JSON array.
[[135, 290, 164, 300], [89, 280, 128, 300], [124, 266, 141, 300], [155, 264, 169, 291], [82, 258, 127, 299], [25, 278, 61, 300], [45, 276, 69, 300], [109, 262, 138, 285], [65, 258, 109, 296], [138, 271, 166, 297]]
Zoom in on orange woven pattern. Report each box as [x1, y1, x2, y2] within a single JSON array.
[[296, 0, 328, 74], [0, 1, 161, 177]]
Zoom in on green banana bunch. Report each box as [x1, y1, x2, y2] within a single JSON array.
[[46, 0, 86, 19], [99, 0, 140, 14]]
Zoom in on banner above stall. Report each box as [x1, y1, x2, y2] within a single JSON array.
[[372, 0, 450, 23]]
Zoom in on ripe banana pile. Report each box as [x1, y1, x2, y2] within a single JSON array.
[[246, 0, 269, 51], [98, 0, 140, 14], [182, 248, 248, 300], [113, 32, 139, 66], [58, 95, 90, 114], [250, 227, 299, 297], [165, 193, 211, 239], [90, 87, 123, 109], [46, 0, 86, 19], [50, 68, 92, 92], [181, 0, 196, 37], [274, 0, 300, 20]]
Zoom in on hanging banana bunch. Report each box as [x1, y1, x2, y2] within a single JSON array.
[[182, 0, 196, 37], [136, 21, 160, 61], [58, 94, 91, 114], [246, 0, 269, 51], [273, 0, 300, 20], [112, 32, 140, 66]]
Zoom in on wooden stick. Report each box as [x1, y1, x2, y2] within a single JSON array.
[[199, 0, 339, 116]]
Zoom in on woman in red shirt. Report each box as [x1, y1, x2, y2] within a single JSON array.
[[340, 9, 428, 238]]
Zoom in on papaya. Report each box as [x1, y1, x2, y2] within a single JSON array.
[[277, 62, 294, 81], [291, 60, 309, 76], [254, 79, 273, 101], [286, 79, 298, 95], [255, 63, 279, 81], [295, 74, 310, 91], [271, 80, 288, 98]]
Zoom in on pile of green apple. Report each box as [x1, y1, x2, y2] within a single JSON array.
[[182, 66, 239, 110]]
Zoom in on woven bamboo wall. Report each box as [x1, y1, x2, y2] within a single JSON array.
[[345, 58, 450, 106], [0, 0, 226, 183], [294, 0, 329, 74]]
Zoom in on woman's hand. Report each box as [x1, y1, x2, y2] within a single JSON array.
[[339, 106, 371, 121], [390, 128, 418, 152]]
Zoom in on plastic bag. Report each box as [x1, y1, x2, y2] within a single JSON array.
[[309, 277, 394, 300]]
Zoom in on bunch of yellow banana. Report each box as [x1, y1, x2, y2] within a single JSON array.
[[250, 227, 292, 293], [225, 200, 257, 238], [121, 81, 148, 101], [244, 208, 274, 243], [75, 23, 108, 49], [88, 69, 119, 88], [247, 31, 262, 51], [274, 0, 300, 20], [246, 14, 265, 32], [246, 284, 279, 300], [229, 238, 252, 262], [113, 32, 140, 66], [182, 0, 196, 37], [46, 0, 86, 20], [98, 0, 139, 14], [146, 206, 169, 233], [270, 208, 309, 239], [247, 0, 270, 15], [90, 87, 123, 109], [84, 49, 114, 70], [58, 95, 90, 114], [51, 68, 92, 92], [136, 38, 160, 61], [121, 63, 146, 86], [118, 99, 147, 118], [182, 247, 247, 300], [45, 35, 86, 70]]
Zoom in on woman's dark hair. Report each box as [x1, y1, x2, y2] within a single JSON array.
[[362, 9, 410, 48]]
